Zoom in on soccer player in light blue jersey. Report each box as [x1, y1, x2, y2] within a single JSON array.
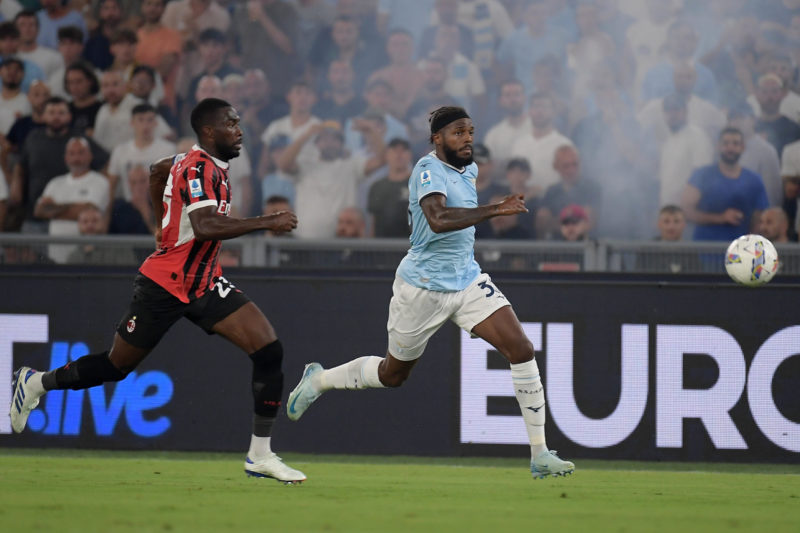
[[287, 106, 575, 479]]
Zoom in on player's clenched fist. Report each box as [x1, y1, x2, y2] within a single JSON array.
[[495, 194, 528, 216], [263, 210, 298, 233]]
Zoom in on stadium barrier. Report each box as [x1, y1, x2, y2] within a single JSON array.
[[1, 270, 798, 463], [1, 233, 799, 274]]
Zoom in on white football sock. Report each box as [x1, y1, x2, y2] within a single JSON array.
[[316, 356, 385, 391], [247, 435, 272, 460], [511, 359, 548, 458], [28, 371, 46, 396]]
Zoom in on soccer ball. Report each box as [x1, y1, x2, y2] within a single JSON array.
[[724, 234, 779, 286]]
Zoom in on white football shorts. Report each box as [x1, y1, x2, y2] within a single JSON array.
[[387, 272, 511, 361]]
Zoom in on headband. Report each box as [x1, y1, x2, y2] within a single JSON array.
[[430, 108, 471, 134]]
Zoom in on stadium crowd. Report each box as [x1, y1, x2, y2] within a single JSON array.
[[1, 0, 800, 265]]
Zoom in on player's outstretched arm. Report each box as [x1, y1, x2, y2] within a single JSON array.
[[421, 193, 528, 234], [189, 205, 298, 241]]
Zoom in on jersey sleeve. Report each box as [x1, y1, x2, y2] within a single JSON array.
[[415, 162, 448, 203], [183, 158, 220, 213]]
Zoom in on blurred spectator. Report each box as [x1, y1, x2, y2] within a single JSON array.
[[36, 0, 87, 51], [729, 106, 782, 207], [130, 65, 175, 128], [681, 127, 768, 242], [368, 29, 423, 118], [91, 69, 132, 152], [11, 97, 108, 233], [161, 0, 230, 46], [0, 56, 29, 118], [747, 52, 800, 124], [0, 21, 44, 92], [780, 139, 800, 237], [699, 14, 757, 110], [262, 194, 293, 237], [655, 93, 714, 208], [572, 70, 657, 239], [0, 0, 22, 22], [46, 26, 84, 99], [257, 80, 320, 178], [427, 23, 485, 115], [0, 162, 7, 229], [753, 73, 800, 158], [537, 145, 601, 241], [496, 0, 568, 97], [530, 54, 570, 131], [626, 0, 677, 102], [758, 206, 792, 243], [447, 0, 513, 73], [108, 164, 153, 234], [487, 192, 531, 240], [484, 79, 531, 166], [64, 61, 101, 135], [367, 137, 411, 238], [67, 203, 137, 265], [277, 120, 385, 239], [1, 79, 48, 177], [83, 0, 124, 70], [230, 0, 298, 99], [308, 15, 387, 95], [510, 92, 573, 195], [344, 80, 408, 156], [33, 136, 109, 263], [640, 19, 718, 105], [107, 103, 175, 200], [288, 0, 336, 60], [136, 0, 182, 111], [335, 206, 366, 238], [15, 10, 62, 79], [637, 62, 726, 146], [221, 73, 244, 109], [473, 143, 506, 205], [240, 68, 287, 164], [418, 0, 474, 63], [194, 73, 221, 100], [313, 60, 366, 125], [405, 56, 460, 155], [185, 29, 239, 110], [655, 204, 686, 241], [260, 134, 295, 207], [557, 204, 590, 242], [568, 2, 629, 100]]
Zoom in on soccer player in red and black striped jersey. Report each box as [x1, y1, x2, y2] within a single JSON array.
[[10, 98, 306, 483]]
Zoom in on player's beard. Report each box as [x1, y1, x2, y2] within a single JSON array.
[[218, 142, 241, 162], [442, 143, 473, 168]]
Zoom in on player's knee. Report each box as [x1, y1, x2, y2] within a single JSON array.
[[379, 368, 411, 388], [507, 338, 534, 364]]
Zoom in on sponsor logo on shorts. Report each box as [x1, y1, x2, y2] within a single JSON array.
[[126, 316, 136, 333], [420, 170, 431, 187], [189, 178, 202, 198]]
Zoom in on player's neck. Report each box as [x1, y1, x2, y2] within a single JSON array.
[[198, 142, 226, 162], [718, 161, 741, 178]]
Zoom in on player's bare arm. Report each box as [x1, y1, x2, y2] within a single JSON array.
[[189, 204, 298, 241], [420, 193, 528, 234]]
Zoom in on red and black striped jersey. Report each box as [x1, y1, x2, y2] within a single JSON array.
[[139, 145, 232, 303]]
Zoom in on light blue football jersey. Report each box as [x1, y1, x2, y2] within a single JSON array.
[[396, 152, 482, 292]]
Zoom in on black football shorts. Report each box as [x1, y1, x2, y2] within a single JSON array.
[[116, 273, 250, 349]]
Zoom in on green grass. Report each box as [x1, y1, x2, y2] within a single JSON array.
[[1, 450, 799, 533]]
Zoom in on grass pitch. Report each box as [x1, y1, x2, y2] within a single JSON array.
[[1, 450, 798, 533]]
